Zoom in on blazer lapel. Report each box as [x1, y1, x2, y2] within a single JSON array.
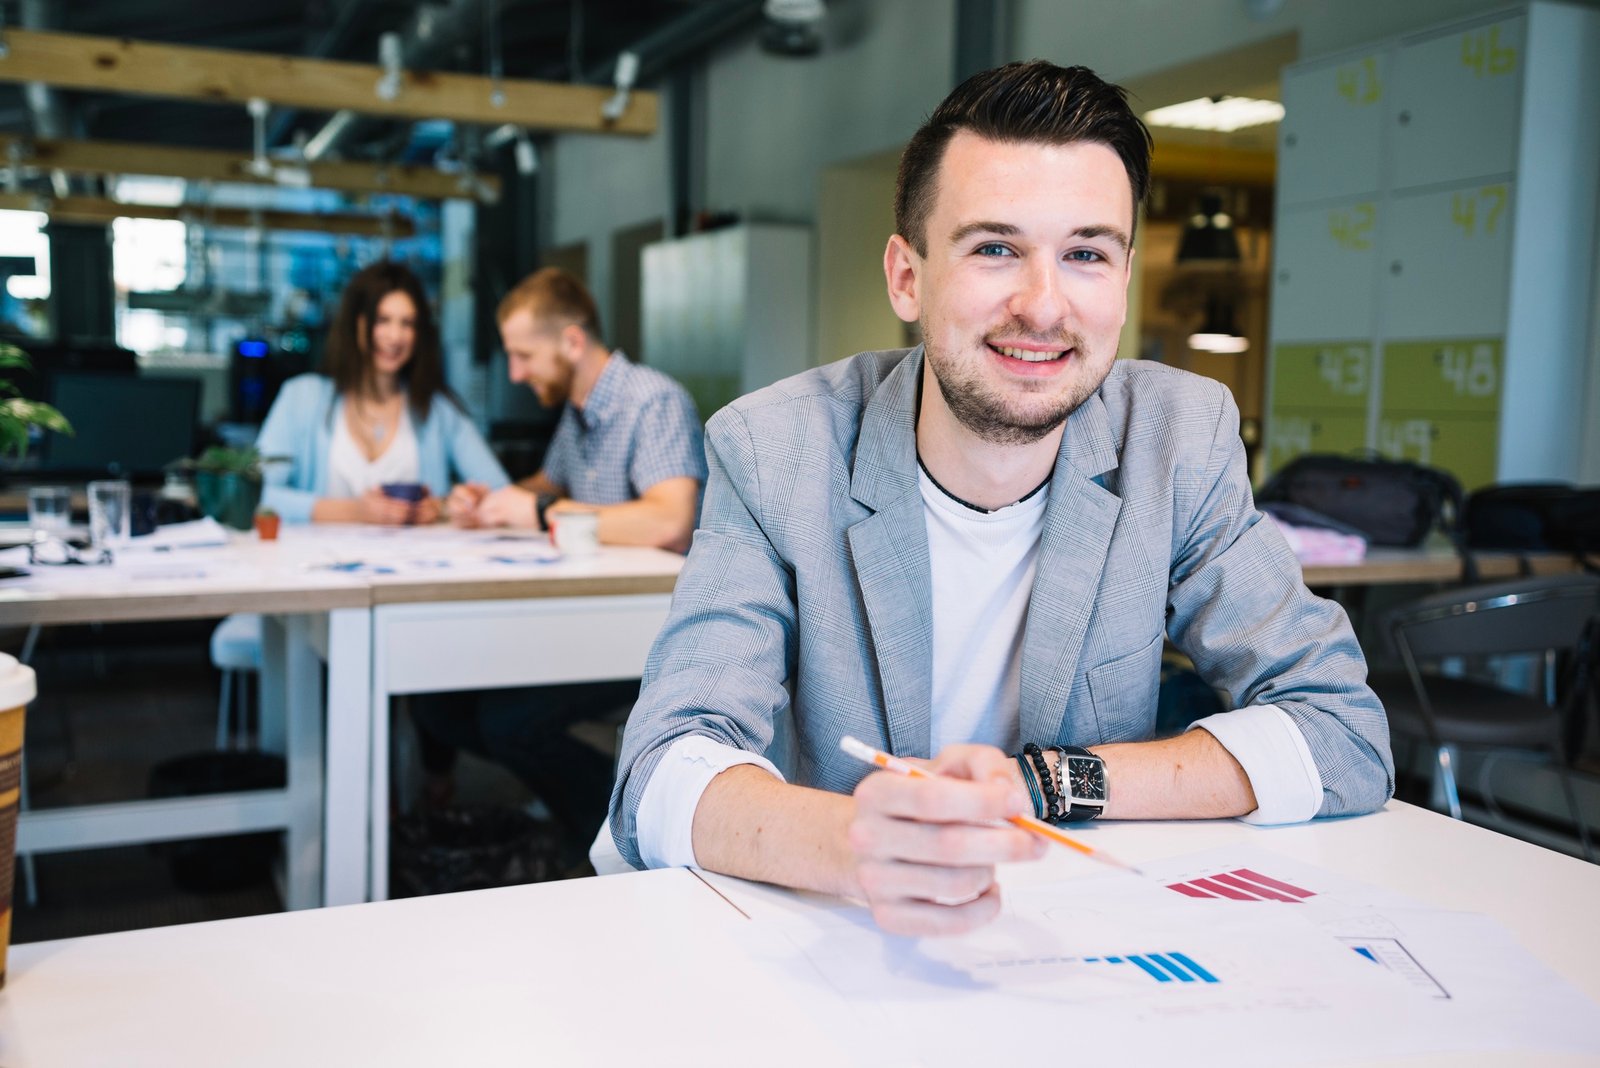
[[846, 350, 934, 758], [1019, 390, 1123, 745]]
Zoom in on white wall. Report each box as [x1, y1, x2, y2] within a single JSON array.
[[701, 0, 956, 222], [544, 106, 675, 330]]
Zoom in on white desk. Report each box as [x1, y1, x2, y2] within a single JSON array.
[[0, 801, 1593, 1066], [0, 526, 684, 907], [0, 538, 372, 910], [355, 532, 682, 899]]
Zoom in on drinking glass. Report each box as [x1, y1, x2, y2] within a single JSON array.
[[87, 479, 132, 550], [26, 485, 72, 535]]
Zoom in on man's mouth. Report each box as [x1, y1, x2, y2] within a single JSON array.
[[990, 343, 1067, 363]]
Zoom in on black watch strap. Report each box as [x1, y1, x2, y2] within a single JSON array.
[[1053, 745, 1106, 822], [535, 492, 559, 531]]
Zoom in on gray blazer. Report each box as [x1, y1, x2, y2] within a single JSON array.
[[610, 348, 1393, 868]]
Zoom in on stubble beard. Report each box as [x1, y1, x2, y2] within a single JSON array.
[[922, 325, 1105, 447]]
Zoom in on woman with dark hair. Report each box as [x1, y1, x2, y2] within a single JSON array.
[[257, 261, 508, 523]]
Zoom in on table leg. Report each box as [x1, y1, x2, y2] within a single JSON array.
[[322, 607, 372, 907], [276, 615, 323, 911]]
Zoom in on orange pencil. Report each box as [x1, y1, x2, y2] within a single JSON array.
[[839, 735, 1143, 875]]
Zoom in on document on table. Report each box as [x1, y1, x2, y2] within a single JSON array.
[[703, 846, 1600, 1067]]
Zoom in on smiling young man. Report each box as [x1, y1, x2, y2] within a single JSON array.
[[609, 62, 1392, 935]]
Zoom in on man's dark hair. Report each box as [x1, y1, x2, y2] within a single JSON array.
[[894, 61, 1153, 255]]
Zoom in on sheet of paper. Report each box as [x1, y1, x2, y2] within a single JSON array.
[[704, 844, 1600, 1066]]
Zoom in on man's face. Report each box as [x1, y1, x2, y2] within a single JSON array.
[[886, 130, 1135, 445], [501, 309, 573, 408]]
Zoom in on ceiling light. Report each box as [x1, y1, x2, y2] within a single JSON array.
[[1176, 193, 1241, 264], [1144, 96, 1284, 133], [1188, 296, 1249, 354]]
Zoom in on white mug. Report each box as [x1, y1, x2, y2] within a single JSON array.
[[549, 511, 600, 556]]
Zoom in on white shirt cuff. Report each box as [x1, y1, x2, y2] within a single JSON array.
[[634, 734, 784, 869], [1187, 705, 1323, 825]]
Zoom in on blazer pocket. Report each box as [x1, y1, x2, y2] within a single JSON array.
[[1085, 632, 1165, 744]]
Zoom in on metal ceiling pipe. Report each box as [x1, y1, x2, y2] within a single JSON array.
[[21, 0, 68, 139], [581, 0, 764, 86], [20, 0, 73, 196], [302, 0, 488, 163]]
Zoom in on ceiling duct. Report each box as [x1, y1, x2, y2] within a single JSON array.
[[581, 1, 765, 86], [303, 0, 488, 164]]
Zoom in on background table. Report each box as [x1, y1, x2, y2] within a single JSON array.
[[0, 800, 1593, 1066], [0, 540, 371, 910], [1300, 547, 1594, 587], [0, 525, 685, 907], [357, 534, 683, 899]]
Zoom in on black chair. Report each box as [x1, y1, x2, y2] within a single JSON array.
[[1371, 574, 1598, 861]]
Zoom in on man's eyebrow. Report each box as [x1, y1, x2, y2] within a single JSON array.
[[1075, 224, 1132, 252], [948, 221, 1020, 244], [947, 220, 1131, 252]]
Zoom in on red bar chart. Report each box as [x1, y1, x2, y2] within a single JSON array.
[[1166, 867, 1317, 902]]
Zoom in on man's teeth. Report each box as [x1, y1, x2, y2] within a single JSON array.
[[996, 345, 1064, 362]]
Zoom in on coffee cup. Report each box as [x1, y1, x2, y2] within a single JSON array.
[[0, 653, 37, 989], [549, 511, 600, 556]]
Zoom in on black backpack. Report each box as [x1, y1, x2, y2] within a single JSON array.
[[1464, 483, 1600, 557], [1257, 454, 1464, 549]]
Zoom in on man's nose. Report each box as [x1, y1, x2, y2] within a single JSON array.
[[1007, 257, 1070, 330]]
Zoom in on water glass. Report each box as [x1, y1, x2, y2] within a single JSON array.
[[87, 479, 132, 550], [26, 486, 72, 535]]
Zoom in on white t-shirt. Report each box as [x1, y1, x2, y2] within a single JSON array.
[[921, 466, 1048, 754], [327, 400, 420, 498]]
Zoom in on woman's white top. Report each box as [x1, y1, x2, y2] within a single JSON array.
[[326, 399, 420, 498]]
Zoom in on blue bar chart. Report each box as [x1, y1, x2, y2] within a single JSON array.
[[1081, 952, 1222, 983]]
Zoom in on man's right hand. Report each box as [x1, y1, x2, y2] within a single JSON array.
[[846, 744, 1044, 937]]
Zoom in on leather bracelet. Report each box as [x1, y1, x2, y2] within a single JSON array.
[[1023, 743, 1061, 824], [1015, 753, 1045, 821]]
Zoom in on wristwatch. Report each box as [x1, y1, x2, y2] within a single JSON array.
[[535, 492, 559, 531], [1054, 746, 1107, 822]]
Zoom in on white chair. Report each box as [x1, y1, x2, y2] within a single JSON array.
[[209, 613, 262, 749]]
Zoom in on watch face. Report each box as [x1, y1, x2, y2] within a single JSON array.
[[1066, 756, 1106, 802]]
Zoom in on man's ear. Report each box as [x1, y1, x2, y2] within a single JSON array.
[[560, 322, 588, 362], [884, 234, 922, 325]]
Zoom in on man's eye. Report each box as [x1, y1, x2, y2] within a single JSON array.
[[975, 242, 1014, 257], [1066, 249, 1106, 263]]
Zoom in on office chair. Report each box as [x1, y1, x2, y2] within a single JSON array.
[[1371, 573, 1598, 861], [209, 613, 262, 749]]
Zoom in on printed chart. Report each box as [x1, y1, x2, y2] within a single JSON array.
[[1165, 867, 1316, 902]]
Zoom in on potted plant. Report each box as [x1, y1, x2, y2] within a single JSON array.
[[0, 343, 72, 457], [186, 445, 277, 531], [254, 507, 281, 542]]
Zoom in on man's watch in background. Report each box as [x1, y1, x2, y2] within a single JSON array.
[[535, 492, 559, 531], [1054, 746, 1107, 822]]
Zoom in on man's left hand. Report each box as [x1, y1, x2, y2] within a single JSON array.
[[472, 486, 540, 528]]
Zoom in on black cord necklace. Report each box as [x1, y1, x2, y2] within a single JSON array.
[[916, 454, 1052, 515]]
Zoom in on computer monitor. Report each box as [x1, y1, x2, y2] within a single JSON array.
[[40, 373, 202, 479]]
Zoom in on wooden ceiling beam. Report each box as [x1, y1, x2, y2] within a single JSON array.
[[0, 192, 416, 237], [0, 28, 656, 136], [0, 134, 498, 201]]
